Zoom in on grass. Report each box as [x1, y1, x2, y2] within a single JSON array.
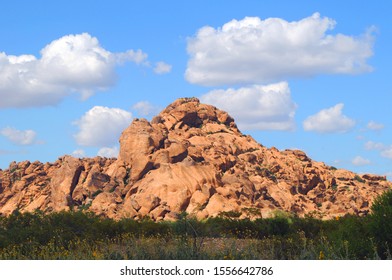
[[0, 212, 386, 260], [1, 190, 392, 260], [0, 232, 362, 260]]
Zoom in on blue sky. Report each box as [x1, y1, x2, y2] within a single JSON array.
[[0, 0, 391, 179]]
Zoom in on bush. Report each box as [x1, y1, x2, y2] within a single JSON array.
[[369, 190, 392, 258], [291, 217, 323, 238], [252, 217, 291, 238], [323, 215, 373, 259], [2, 207, 392, 259], [354, 175, 365, 183]]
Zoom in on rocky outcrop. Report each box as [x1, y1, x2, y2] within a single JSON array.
[[0, 97, 391, 220]]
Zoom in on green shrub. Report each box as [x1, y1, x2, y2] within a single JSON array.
[[291, 217, 323, 238], [369, 190, 392, 258], [1, 208, 391, 260], [92, 190, 103, 198], [354, 175, 365, 183], [323, 215, 373, 259], [252, 217, 291, 238]]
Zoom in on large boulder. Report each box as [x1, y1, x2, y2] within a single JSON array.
[[0, 97, 391, 220]]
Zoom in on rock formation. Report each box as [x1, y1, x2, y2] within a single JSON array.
[[0, 97, 391, 220]]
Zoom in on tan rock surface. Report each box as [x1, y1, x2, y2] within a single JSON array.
[[0, 97, 391, 220]]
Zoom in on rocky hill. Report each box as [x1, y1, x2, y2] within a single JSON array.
[[0, 97, 391, 220]]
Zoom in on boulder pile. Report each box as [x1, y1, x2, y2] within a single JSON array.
[[1, 97, 390, 220]]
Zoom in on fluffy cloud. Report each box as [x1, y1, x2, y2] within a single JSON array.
[[0, 127, 37, 145], [365, 141, 392, 159], [153, 61, 172, 74], [97, 146, 119, 158], [132, 101, 161, 117], [367, 121, 384, 131], [303, 103, 355, 133], [365, 141, 385, 151], [74, 106, 132, 147], [352, 156, 371, 166], [186, 13, 374, 86], [71, 149, 86, 158], [200, 82, 296, 130], [0, 33, 148, 108]]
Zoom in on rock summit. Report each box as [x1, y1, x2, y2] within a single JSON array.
[[1, 97, 391, 220]]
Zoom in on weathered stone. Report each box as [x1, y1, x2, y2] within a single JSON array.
[[49, 156, 84, 211], [0, 98, 391, 220]]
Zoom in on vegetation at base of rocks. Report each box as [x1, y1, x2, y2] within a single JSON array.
[[218, 210, 242, 220], [77, 201, 92, 211], [1, 190, 392, 260], [368, 189, 392, 257]]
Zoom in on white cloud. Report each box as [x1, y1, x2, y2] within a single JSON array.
[[153, 61, 172, 74], [352, 156, 371, 166], [364, 141, 392, 159], [71, 149, 86, 158], [381, 147, 392, 159], [114, 49, 148, 65], [132, 101, 161, 117], [367, 121, 384, 131], [200, 82, 296, 130], [186, 13, 374, 86], [0, 127, 37, 145], [97, 146, 119, 158], [74, 106, 132, 147], [303, 103, 355, 133], [0, 33, 148, 108], [365, 141, 385, 151]]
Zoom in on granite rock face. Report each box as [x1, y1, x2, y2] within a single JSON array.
[[0, 97, 391, 220]]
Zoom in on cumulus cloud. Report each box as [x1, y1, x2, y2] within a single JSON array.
[[363, 141, 392, 159], [74, 106, 132, 147], [365, 141, 392, 159], [186, 13, 374, 86], [352, 156, 371, 166], [97, 146, 119, 158], [0, 127, 37, 145], [0, 33, 148, 108], [200, 82, 296, 130], [132, 101, 161, 117], [153, 61, 172, 74], [303, 103, 355, 133], [367, 121, 384, 131], [364, 141, 385, 151], [71, 149, 86, 158]]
